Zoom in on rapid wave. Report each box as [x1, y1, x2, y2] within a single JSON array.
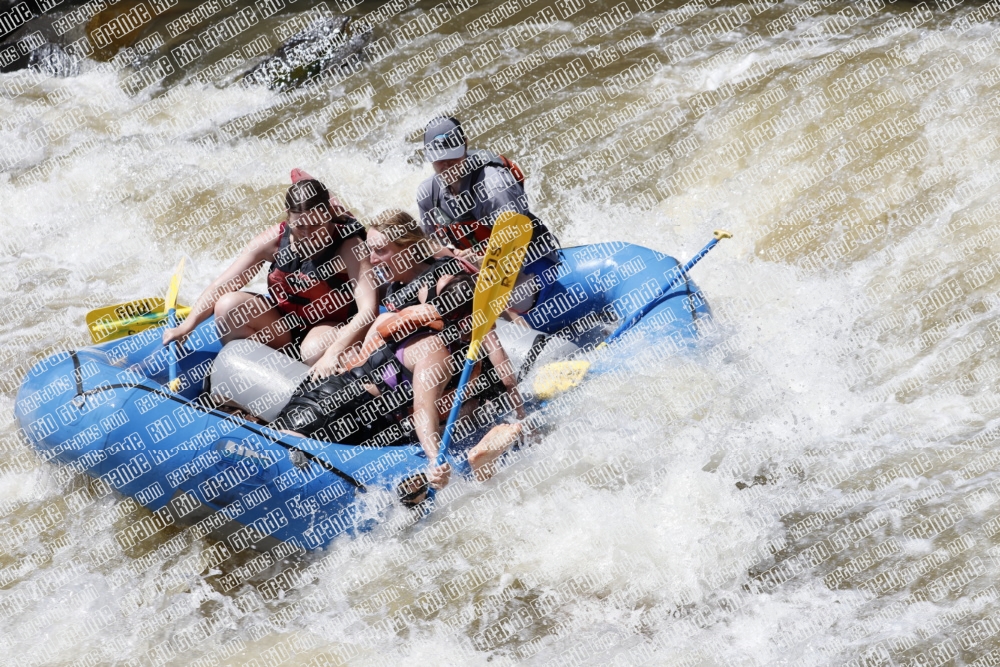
[[4, 0, 1000, 664]]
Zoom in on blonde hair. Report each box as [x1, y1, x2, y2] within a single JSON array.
[[367, 209, 425, 248]]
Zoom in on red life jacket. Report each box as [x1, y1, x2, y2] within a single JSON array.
[[442, 220, 492, 251], [266, 219, 364, 327]]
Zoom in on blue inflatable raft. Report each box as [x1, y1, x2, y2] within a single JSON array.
[[13, 242, 711, 552]]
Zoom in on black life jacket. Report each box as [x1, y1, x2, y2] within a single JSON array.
[[272, 345, 417, 447], [383, 256, 467, 313], [272, 314, 506, 445], [266, 217, 365, 326]]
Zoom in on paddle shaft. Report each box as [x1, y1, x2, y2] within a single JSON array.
[[167, 308, 180, 390], [605, 234, 726, 343], [427, 350, 479, 498], [426, 332, 479, 503], [517, 333, 549, 383], [422, 211, 534, 503], [436, 353, 478, 466], [163, 257, 186, 392]]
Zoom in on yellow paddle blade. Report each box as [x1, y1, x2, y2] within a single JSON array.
[[86, 260, 188, 343], [469, 211, 533, 357], [98, 306, 192, 330], [164, 257, 186, 312], [530, 343, 606, 400], [86, 299, 191, 342], [88, 297, 163, 330], [533, 360, 592, 400]]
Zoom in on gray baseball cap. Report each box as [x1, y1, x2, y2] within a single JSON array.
[[423, 116, 467, 162]]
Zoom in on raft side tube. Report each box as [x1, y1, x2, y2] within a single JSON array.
[[525, 243, 710, 344], [13, 318, 431, 552]]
